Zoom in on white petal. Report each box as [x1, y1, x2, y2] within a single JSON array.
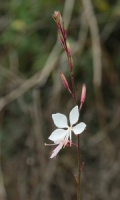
[[69, 106, 79, 126], [72, 122, 86, 135], [48, 129, 67, 142], [50, 142, 63, 158], [52, 113, 68, 128]]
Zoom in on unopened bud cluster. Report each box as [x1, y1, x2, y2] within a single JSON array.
[[53, 11, 73, 71]]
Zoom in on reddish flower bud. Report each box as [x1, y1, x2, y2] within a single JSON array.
[[80, 84, 86, 110], [60, 72, 72, 94], [81, 84, 86, 104]]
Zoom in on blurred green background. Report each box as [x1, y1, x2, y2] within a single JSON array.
[[0, 0, 120, 200]]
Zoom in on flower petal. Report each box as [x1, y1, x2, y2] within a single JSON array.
[[50, 142, 63, 158], [72, 122, 86, 135], [69, 106, 79, 126], [52, 113, 68, 128], [48, 129, 67, 142]]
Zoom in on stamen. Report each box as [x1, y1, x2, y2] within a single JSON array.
[[44, 143, 57, 146]]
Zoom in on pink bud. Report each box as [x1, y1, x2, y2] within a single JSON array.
[[60, 72, 72, 94], [81, 84, 86, 104], [80, 84, 86, 110], [60, 72, 69, 89]]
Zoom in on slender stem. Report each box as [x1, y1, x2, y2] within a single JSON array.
[[77, 135, 81, 200], [70, 72, 77, 104], [69, 60, 81, 200], [67, 47, 81, 200], [70, 71, 81, 200]]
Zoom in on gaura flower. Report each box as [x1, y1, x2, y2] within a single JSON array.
[[48, 106, 86, 158]]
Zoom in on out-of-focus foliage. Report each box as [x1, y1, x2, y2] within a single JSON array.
[[0, 0, 120, 200], [0, 0, 62, 75]]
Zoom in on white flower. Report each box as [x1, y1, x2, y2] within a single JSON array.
[[48, 106, 86, 158]]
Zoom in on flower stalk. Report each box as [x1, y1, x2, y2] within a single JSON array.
[[46, 11, 87, 200]]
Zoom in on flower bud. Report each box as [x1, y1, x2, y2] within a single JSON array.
[[81, 84, 86, 104], [52, 11, 60, 21], [52, 11, 62, 27], [60, 72, 72, 94], [80, 84, 86, 110]]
